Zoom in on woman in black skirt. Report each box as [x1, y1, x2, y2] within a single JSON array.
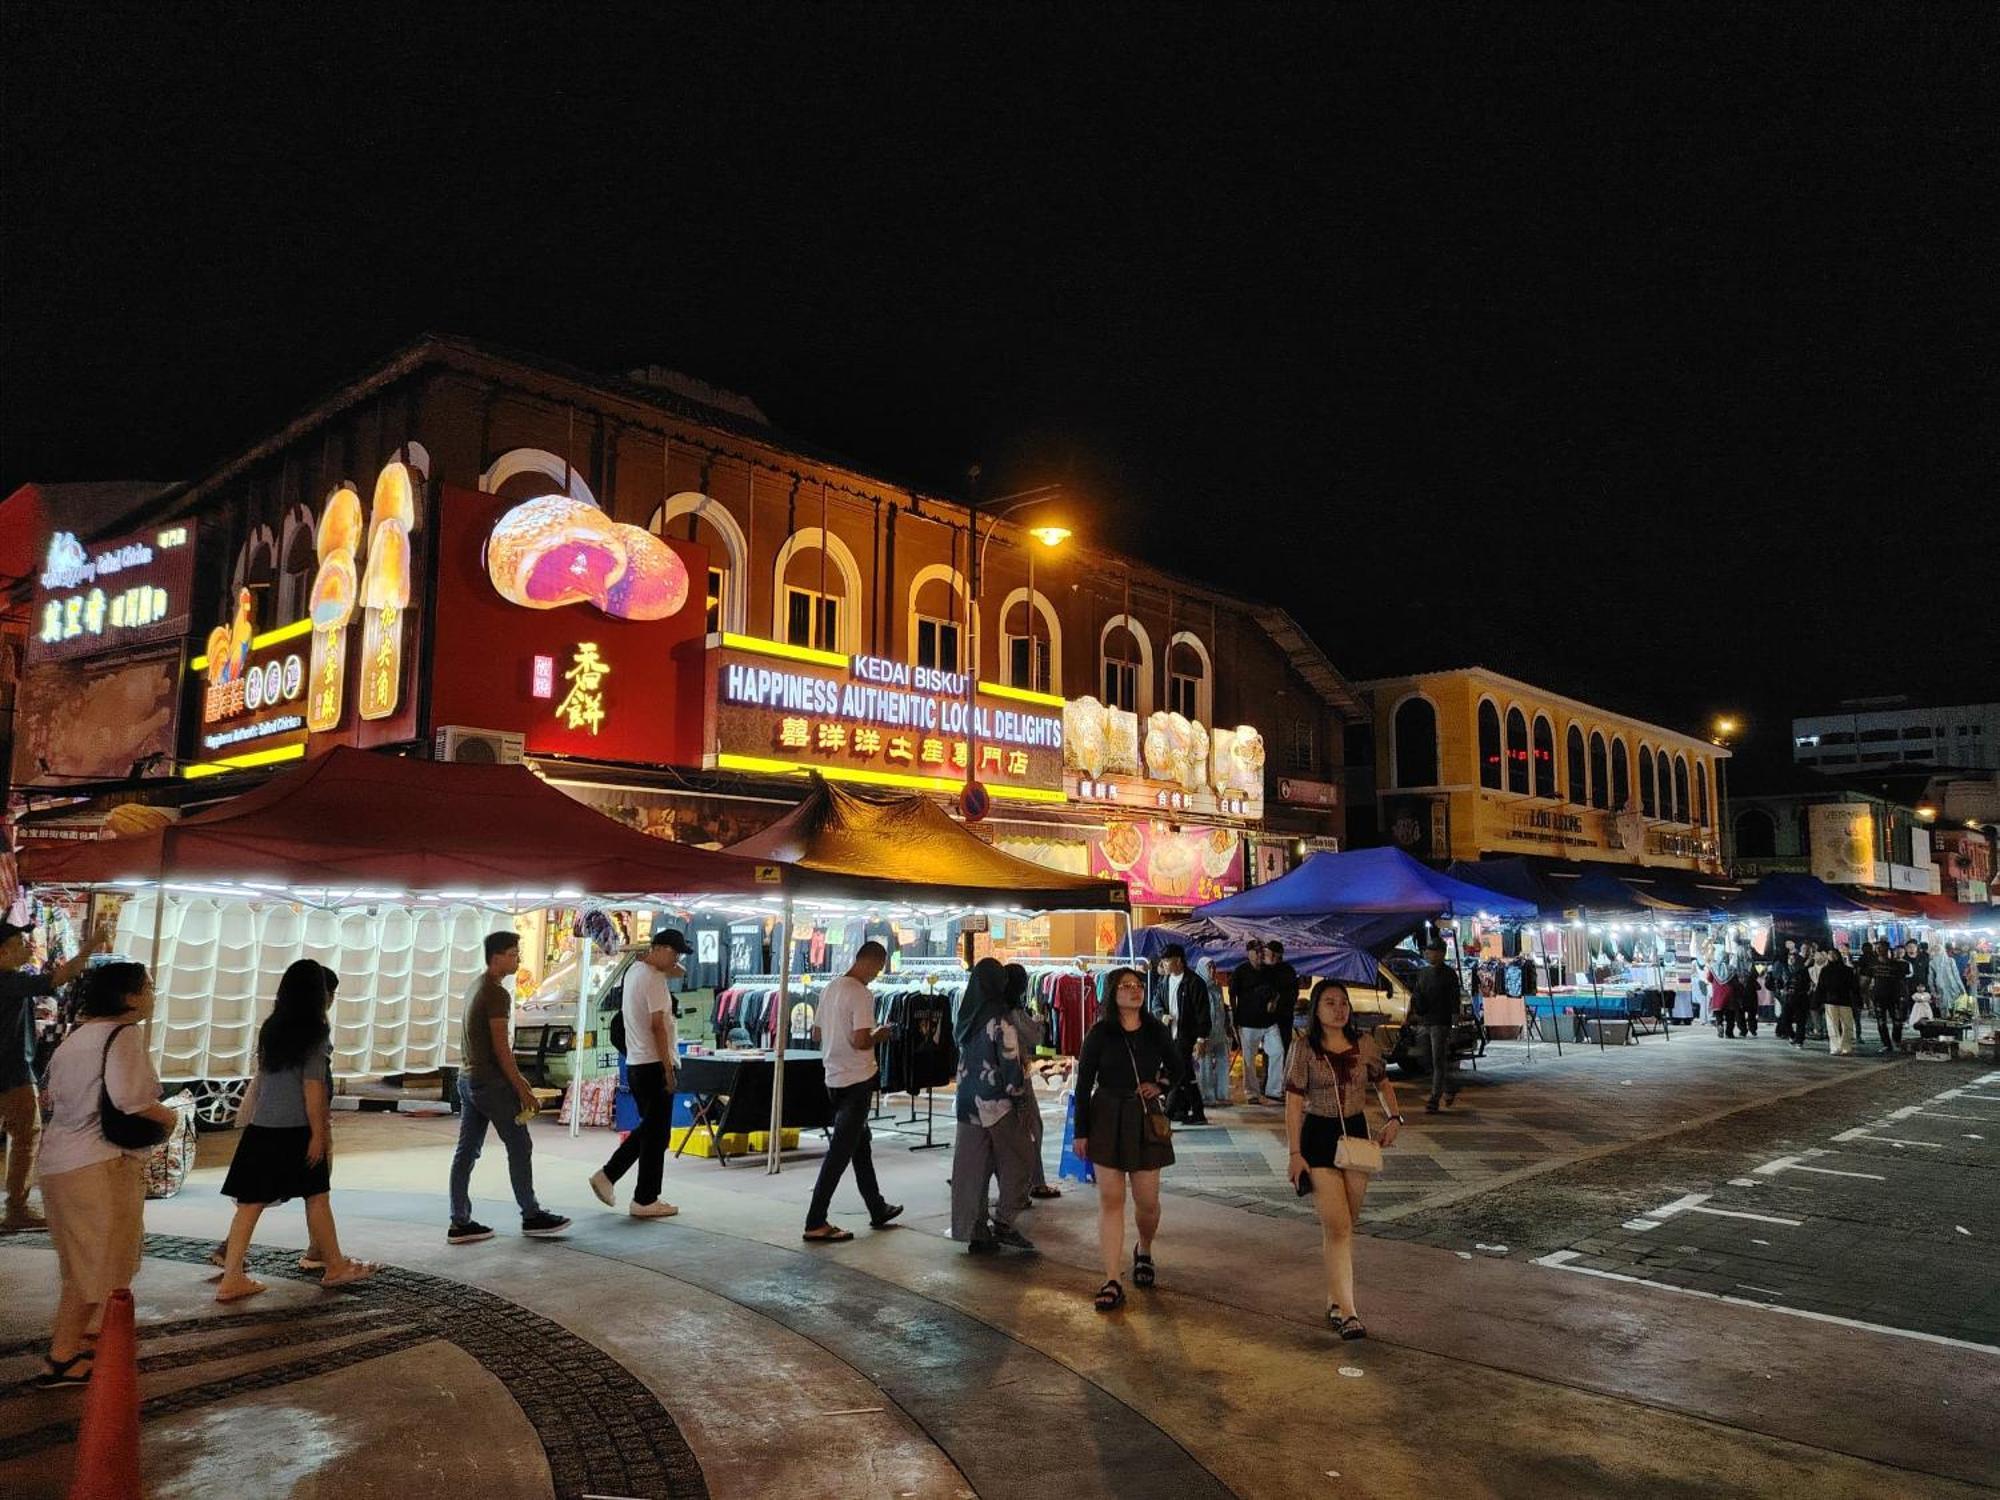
[[1072, 966, 1185, 1311], [214, 960, 377, 1302], [1286, 979, 1404, 1339]]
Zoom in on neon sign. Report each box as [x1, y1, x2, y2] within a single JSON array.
[[25, 523, 197, 664], [555, 642, 610, 734]]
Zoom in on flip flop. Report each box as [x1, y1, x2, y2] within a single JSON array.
[[215, 1281, 269, 1304], [320, 1261, 381, 1288], [801, 1226, 854, 1243]]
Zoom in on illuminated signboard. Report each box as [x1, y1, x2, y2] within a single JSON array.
[[708, 636, 1066, 802], [1088, 820, 1244, 906], [555, 642, 611, 734], [193, 613, 313, 757], [25, 523, 197, 664]]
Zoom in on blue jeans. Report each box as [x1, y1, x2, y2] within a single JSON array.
[[1196, 1041, 1232, 1104], [449, 1075, 543, 1225]]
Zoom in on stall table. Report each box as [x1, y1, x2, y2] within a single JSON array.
[[673, 1052, 833, 1166]]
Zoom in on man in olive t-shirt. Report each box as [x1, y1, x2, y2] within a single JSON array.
[[445, 932, 570, 1244]]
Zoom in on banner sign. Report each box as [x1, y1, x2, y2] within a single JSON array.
[[1087, 820, 1243, 906], [1809, 803, 1877, 886], [26, 523, 197, 664]]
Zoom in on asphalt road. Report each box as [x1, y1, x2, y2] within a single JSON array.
[[1378, 1053, 2000, 1346]]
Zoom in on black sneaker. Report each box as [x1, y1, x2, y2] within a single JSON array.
[[870, 1203, 905, 1229], [992, 1224, 1037, 1252], [966, 1238, 999, 1255], [448, 1220, 495, 1246], [521, 1211, 572, 1239]]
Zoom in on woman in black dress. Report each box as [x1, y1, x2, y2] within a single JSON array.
[[1072, 966, 1185, 1311], [1286, 979, 1404, 1339]]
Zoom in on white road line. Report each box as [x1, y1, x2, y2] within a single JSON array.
[[1911, 1110, 2000, 1123], [1642, 1193, 1709, 1220], [1620, 1218, 1661, 1231], [1687, 1205, 1803, 1227], [1531, 1254, 2000, 1356], [1752, 1156, 1800, 1176], [1830, 1127, 1868, 1141], [1734, 1284, 1786, 1297], [1846, 1134, 1944, 1149], [1775, 1163, 1888, 1181]]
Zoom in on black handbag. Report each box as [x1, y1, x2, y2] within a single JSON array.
[[1125, 1035, 1173, 1145], [97, 1024, 169, 1150]]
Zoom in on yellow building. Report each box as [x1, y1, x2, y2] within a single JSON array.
[[1354, 667, 1726, 873]]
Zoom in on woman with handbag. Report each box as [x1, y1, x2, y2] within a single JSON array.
[[213, 960, 378, 1302], [1286, 979, 1405, 1340], [32, 961, 180, 1388], [1071, 966, 1185, 1312]]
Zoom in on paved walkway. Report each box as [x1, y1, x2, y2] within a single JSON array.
[[3, 1033, 1995, 1499]]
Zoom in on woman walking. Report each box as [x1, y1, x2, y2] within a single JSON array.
[[1286, 979, 1404, 1340], [949, 958, 1037, 1253], [213, 960, 377, 1302], [1001, 962, 1060, 1213], [33, 962, 181, 1387], [1072, 966, 1185, 1311]]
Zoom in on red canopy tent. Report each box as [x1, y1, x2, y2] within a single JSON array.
[[19, 745, 782, 898]]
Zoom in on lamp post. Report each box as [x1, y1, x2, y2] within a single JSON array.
[[1711, 715, 1739, 873], [960, 470, 1069, 820]]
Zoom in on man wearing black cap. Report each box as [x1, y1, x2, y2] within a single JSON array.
[[0, 919, 100, 1232], [1410, 939, 1463, 1112], [1150, 945, 1213, 1124], [590, 929, 689, 1219]]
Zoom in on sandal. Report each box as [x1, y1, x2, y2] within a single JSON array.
[[1132, 1250, 1157, 1289], [1094, 1279, 1126, 1313], [319, 1261, 380, 1289], [1030, 1186, 1063, 1200], [32, 1350, 95, 1389], [1334, 1315, 1367, 1341], [801, 1225, 854, 1243]]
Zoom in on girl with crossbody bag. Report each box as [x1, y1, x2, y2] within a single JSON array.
[[1285, 979, 1405, 1340]]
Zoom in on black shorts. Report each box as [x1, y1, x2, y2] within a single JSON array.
[[1300, 1111, 1369, 1171], [220, 1124, 332, 1206]]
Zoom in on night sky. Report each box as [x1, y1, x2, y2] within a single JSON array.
[[5, 7, 1994, 770]]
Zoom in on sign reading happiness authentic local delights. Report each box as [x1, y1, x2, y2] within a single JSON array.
[[709, 637, 1065, 800]]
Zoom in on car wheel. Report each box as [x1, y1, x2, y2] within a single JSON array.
[[189, 1079, 248, 1131]]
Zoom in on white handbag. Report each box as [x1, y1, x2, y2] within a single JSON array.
[[1329, 1057, 1383, 1176]]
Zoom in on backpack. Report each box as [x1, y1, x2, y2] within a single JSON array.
[[608, 1004, 627, 1056]]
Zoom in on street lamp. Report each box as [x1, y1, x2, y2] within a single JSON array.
[[1710, 714, 1740, 871], [959, 471, 1070, 819]]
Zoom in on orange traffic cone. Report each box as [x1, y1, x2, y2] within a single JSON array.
[[67, 1288, 141, 1500]]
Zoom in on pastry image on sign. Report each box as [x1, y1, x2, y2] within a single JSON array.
[[485, 496, 690, 622], [1149, 834, 1196, 899], [358, 458, 422, 722], [1203, 826, 1238, 879], [1099, 821, 1144, 871], [307, 483, 364, 733]]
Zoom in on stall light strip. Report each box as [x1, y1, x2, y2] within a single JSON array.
[[181, 742, 308, 778], [714, 753, 1070, 803], [189, 617, 315, 671], [717, 632, 849, 669]]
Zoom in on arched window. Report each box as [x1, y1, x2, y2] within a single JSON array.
[[1531, 715, 1556, 797], [650, 492, 748, 635], [1673, 754, 1691, 824], [1505, 707, 1530, 793], [1638, 746, 1657, 817], [1100, 617, 1152, 715], [1589, 732, 1609, 810], [1566, 724, 1587, 804], [1393, 697, 1439, 789], [1696, 761, 1710, 826], [1166, 632, 1211, 723], [276, 504, 316, 623], [906, 564, 968, 673], [1478, 700, 1503, 790], [772, 527, 863, 653], [480, 447, 597, 505], [1735, 809, 1777, 859], [1611, 738, 1631, 812], [1000, 589, 1061, 693]]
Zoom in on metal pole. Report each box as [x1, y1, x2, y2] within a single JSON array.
[[766, 895, 794, 1174], [569, 917, 592, 1140]]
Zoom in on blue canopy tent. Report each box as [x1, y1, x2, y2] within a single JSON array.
[[1722, 873, 1870, 920], [1443, 858, 1573, 920], [1122, 918, 1382, 985], [1197, 847, 1538, 952]]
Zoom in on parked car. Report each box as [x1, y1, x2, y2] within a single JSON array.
[[1351, 951, 1481, 1076]]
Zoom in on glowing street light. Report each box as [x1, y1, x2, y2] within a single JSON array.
[[1029, 524, 1073, 548]]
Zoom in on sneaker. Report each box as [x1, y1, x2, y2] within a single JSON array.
[[521, 1211, 572, 1238], [448, 1219, 495, 1246], [992, 1224, 1037, 1252], [869, 1203, 905, 1229], [966, 1238, 999, 1255], [630, 1200, 678, 1219], [589, 1170, 616, 1208]]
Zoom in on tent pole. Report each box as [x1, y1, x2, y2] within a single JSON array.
[[767, 894, 794, 1175], [570, 910, 591, 1140], [144, 825, 172, 1053]]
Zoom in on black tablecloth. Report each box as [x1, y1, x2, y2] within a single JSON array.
[[673, 1054, 834, 1133]]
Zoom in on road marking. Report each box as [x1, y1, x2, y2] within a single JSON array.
[[1734, 1283, 1785, 1296], [1531, 1253, 2000, 1356], [1909, 1110, 1998, 1123], [1726, 1178, 1760, 1188], [1773, 1163, 1887, 1181], [1642, 1193, 1709, 1220], [1620, 1218, 1661, 1231], [1844, 1134, 1943, 1149], [1687, 1205, 1803, 1227]]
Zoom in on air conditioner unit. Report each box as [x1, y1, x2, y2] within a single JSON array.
[[435, 726, 525, 766]]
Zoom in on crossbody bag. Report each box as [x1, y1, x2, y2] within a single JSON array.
[[1124, 1035, 1173, 1145], [1328, 1052, 1383, 1175], [98, 1024, 169, 1150]]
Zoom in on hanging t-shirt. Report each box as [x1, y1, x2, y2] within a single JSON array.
[[686, 916, 730, 991], [727, 922, 767, 979]]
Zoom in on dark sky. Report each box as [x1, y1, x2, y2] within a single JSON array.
[[5, 6, 1994, 764]]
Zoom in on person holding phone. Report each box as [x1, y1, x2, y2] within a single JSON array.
[[1286, 979, 1404, 1340], [1071, 966, 1185, 1311]]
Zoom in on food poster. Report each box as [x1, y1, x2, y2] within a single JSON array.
[[1088, 820, 1244, 906], [9, 650, 181, 785]]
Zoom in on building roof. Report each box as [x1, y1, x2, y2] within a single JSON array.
[[1350, 665, 1725, 755], [1249, 605, 1370, 720]]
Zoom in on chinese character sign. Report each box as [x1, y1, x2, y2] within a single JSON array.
[[556, 642, 611, 735], [24, 524, 196, 665]]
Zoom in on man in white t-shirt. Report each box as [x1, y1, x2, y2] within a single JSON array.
[[802, 941, 902, 1242], [590, 929, 688, 1219]]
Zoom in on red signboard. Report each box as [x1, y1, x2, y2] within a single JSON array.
[[1087, 820, 1244, 907], [428, 487, 709, 765]]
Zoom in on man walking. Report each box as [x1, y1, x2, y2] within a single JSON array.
[[802, 941, 902, 1243], [0, 920, 99, 1233], [1231, 941, 1279, 1102], [1410, 939, 1463, 1112], [1816, 944, 1861, 1057], [1150, 945, 1212, 1124], [590, 929, 690, 1220], [1263, 940, 1302, 1064], [447, 931, 571, 1244], [1863, 938, 1910, 1055]]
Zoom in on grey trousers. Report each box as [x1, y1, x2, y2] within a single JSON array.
[[951, 1105, 1035, 1242], [1420, 1024, 1457, 1105]]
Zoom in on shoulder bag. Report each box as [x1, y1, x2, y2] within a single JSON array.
[[98, 1024, 169, 1150], [1328, 1050, 1383, 1176], [1125, 1034, 1173, 1145]]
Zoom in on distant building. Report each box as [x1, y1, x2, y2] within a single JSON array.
[[1348, 667, 1725, 874], [1792, 701, 2000, 772]]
